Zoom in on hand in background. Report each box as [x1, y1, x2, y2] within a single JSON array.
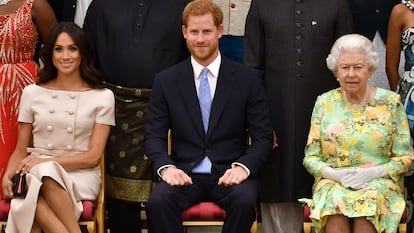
[[340, 166, 387, 190], [273, 130, 278, 149]]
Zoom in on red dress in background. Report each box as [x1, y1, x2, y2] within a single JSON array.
[[0, 0, 39, 196]]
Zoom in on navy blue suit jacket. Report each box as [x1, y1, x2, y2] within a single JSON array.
[[145, 57, 273, 176]]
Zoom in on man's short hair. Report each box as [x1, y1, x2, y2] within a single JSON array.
[[182, 0, 223, 27]]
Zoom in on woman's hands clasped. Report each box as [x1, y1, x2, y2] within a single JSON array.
[[321, 166, 388, 190]]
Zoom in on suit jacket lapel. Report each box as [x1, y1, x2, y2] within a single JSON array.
[[177, 59, 206, 138], [207, 59, 236, 140]]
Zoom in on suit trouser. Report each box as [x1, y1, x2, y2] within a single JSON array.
[[260, 202, 303, 233], [107, 197, 142, 233], [147, 172, 258, 233]]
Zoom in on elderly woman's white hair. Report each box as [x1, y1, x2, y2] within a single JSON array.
[[326, 34, 379, 74]]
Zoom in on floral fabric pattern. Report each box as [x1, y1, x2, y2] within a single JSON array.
[[300, 88, 412, 233]]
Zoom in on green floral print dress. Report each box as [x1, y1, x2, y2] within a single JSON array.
[[300, 87, 413, 233]]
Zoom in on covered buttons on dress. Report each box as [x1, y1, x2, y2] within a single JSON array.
[[43, 92, 78, 151]]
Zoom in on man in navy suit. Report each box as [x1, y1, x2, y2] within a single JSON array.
[[144, 0, 273, 232]]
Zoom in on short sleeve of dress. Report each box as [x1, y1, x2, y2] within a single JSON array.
[[95, 88, 115, 126], [18, 84, 36, 123]]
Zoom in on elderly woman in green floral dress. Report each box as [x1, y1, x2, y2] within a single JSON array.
[[300, 34, 413, 233]]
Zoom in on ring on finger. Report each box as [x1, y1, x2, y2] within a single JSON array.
[[25, 162, 30, 166]]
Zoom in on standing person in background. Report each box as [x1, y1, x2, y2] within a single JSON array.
[[83, 0, 189, 232], [348, 0, 399, 90], [0, 0, 56, 197], [73, 0, 92, 26], [47, 0, 62, 22], [243, 0, 353, 232], [386, 2, 414, 232], [386, 0, 414, 132], [47, 0, 91, 26], [213, 0, 251, 63]]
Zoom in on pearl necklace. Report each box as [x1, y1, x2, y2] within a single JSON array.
[[402, 0, 414, 11], [0, 0, 11, 5], [341, 86, 370, 112]]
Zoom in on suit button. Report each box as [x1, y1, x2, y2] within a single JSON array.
[[190, 162, 196, 166], [205, 149, 211, 153]]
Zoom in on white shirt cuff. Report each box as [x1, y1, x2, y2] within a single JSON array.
[[157, 165, 176, 178], [231, 162, 250, 176]]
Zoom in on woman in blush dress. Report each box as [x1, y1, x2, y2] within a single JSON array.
[[0, 0, 56, 197], [1, 22, 114, 233]]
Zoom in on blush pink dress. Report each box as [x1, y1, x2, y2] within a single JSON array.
[[6, 84, 115, 233]]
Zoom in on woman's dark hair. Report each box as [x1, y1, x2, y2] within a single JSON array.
[[38, 22, 104, 88]]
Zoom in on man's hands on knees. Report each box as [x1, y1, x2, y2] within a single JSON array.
[[161, 167, 193, 186], [218, 165, 248, 187]]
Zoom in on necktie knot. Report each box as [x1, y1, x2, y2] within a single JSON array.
[[201, 67, 209, 80]]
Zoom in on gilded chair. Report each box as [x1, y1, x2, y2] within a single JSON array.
[[303, 204, 407, 233], [0, 156, 106, 233]]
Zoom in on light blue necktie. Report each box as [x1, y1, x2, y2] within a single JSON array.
[[192, 67, 212, 174]]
